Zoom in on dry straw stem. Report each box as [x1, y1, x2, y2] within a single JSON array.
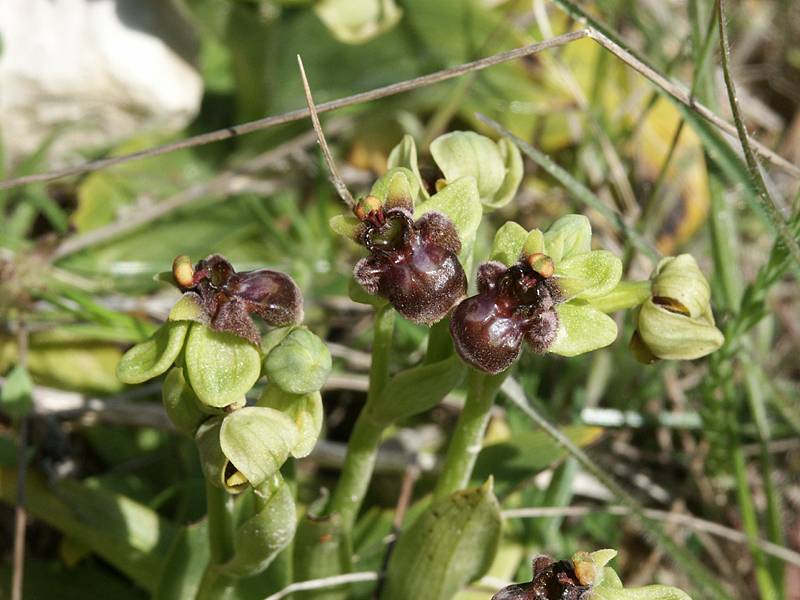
[[2, 27, 798, 194], [297, 55, 356, 208]]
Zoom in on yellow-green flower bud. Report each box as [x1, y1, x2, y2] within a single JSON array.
[[635, 254, 724, 361]]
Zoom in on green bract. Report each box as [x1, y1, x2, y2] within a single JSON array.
[[185, 324, 262, 408], [263, 326, 332, 395], [258, 384, 324, 458], [116, 321, 190, 384], [635, 255, 724, 361], [429, 131, 523, 209]]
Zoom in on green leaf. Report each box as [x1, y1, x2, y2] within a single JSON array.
[[387, 134, 429, 200], [382, 480, 502, 600], [557, 250, 623, 300], [0, 364, 33, 422], [263, 327, 332, 395], [543, 214, 592, 263], [314, 0, 403, 44], [430, 131, 508, 208], [116, 321, 189, 385], [221, 476, 297, 577], [293, 514, 352, 600], [550, 303, 618, 357], [154, 521, 209, 600], [220, 407, 299, 490], [414, 176, 482, 257], [185, 324, 262, 408], [368, 355, 465, 426], [489, 221, 528, 266], [162, 368, 211, 436], [258, 385, 324, 458]]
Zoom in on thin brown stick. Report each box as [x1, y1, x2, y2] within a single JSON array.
[[12, 325, 29, 600], [1, 27, 796, 194], [297, 56, 355, 208]]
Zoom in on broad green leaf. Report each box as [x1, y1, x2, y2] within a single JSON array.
[[220, 407, 299, 490], [430, 131, 506, 207], [543, 214, 592, 263], [368, 355, 465, 426], [414, 176, 482, 257], [185, 324, 261, 408], [557, 250, 623, 299], [162, 368, 211, 437], [263, 327, 332, 395], [0, 364, 33, 422], [387, 134, 429, 200], [382, 480, 502, 600], [0, 468, 175, 593], [550, 303, 618, 357], [293, 514, 352, 600], [490, 221, 528, 266], [154, 521, 209, 600], [314, 0, 402, 44], [221, 475, 297, 577], [258, 385, 323, 458], [116, 321, 189, 384]]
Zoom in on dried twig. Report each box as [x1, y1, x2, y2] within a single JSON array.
[[297, 55, 355, 208], [2, 27, 797, 194]]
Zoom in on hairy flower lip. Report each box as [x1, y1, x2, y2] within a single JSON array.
[[491, 556, 590, 600], [353, 207, 467, 325], [175, 254, 303, 345]]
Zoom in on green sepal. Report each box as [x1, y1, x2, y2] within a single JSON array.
[[162, 367, 209, 436], [116, 320, 189, 384], [219, 407, 299, 491], [330, 214, 363, 243], [522, 228, 545, 257], [369, 167, 420, 209], [430, 131, 518, 209], [367, 355, 465, 427], [263, 326, 332, 395], [490, 221, 528, 266], [258, 385, 323, 458], [293, 513, 352, 600], [219, 475, 297, 577], [387, 134, 429, 200], [550, 303, 618, 357], [382, 479, 502, 600], [168, 293, 208, 324], [415, 176, 482, 258], [557, 250, 623, 300], [543, 214, 592, 263], [184, 324, 262, 408]]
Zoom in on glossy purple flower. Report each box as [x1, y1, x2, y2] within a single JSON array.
[[450, 256, 562, 374], [173, 254, 303, 345], [491, 556, 590, 600], [353, 204, 467, 324]]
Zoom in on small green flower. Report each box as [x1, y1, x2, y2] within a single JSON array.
[[633, 254, 724, 362]]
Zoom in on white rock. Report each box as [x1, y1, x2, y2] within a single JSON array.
[[0, 0, 203, 166]]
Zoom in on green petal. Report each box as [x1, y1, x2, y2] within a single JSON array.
[[430, 131, 505, 206], [549, 303, 618, 357], [116, 321, 189, 384], [184, 324, 262, 408], [414, 176, 482, 258], [329, 214, 362, 242], [387, 134, 429, 200], [544, 214, 592, 263], [489, 221, 528, 266], [557, 250, 623, 299], [220, 407, 299, 489]]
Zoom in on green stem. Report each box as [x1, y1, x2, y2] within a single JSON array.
[[433, 369, 506, 502], [206, 481, 235, 565], [327, 305, 395, 530]]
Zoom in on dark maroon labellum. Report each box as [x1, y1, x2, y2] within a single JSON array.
[[450, 259, 562, 374], [176, 254, 303, 345], [491, 556, 590, 600], [353, 207, 467, 325]]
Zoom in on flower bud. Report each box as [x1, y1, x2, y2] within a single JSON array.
[[263, 326, 331, 395], [258, 384, 323, 458], [635, 254, 724, 361]]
